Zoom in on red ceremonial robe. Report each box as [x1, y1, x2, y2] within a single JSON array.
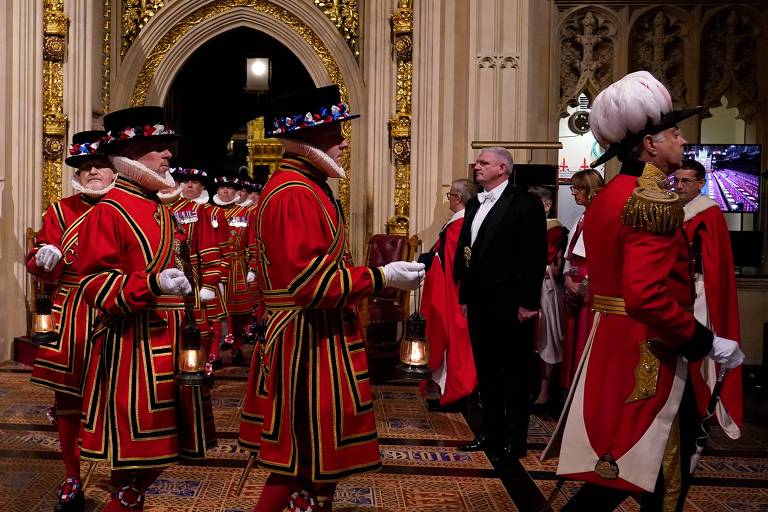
[[683, 195, 743, 436], [239, 154, 384, 482], [543, 162, 714, 493], [28, 194, 98, 396], [77, 176, 214, 469], [421, 211, 477, 406]]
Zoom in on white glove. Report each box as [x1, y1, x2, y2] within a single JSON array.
[[218, 282, 226, 296], [199, 287, 216, 302], [35, 245, 62, 272], [382, 261, 425, 291], [247, 271, 257, 283], [158, 268, 192, 295], [709, 336, 745, 370]]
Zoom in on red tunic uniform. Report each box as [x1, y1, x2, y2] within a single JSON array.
[[77, 176, 214, 469], [203, 202, 229, 321], [166, 197, 226, 341], [219, 203, 258, 315], [421, 212, 477, 406], [543, 162, 713, 493], [28, 194, 97, 396], [239, 155, 384, 481]]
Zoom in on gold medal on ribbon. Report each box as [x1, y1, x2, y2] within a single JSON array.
[[463, 246, 472, 268]]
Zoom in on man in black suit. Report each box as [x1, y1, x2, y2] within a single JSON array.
[[454, 147, 547, 463]]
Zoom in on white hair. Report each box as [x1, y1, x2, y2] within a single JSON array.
[[590, 71, 673, 147], [481, 147, 514, 175]]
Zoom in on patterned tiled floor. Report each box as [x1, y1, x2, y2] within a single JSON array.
[[0, 359, 766, 511]]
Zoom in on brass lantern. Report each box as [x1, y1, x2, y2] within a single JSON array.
[[176, 322, 206, 386], [396, 311, 431, 380], [31, 290, 57, 345], [174, 239, 207, 387]]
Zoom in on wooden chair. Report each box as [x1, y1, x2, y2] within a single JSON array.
[[359, 233, 420, 351]]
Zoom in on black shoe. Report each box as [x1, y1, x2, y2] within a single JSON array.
[[458, 433, 490, 452], [488, 444, 527, 466]]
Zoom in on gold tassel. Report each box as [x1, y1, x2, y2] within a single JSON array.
[[621, 163, 683, 235]]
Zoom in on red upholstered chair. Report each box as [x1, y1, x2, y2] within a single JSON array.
[[359, 234, 420, 350]]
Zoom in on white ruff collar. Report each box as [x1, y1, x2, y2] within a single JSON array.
[[213, 193, 239, 206], [238, 198, 254, 208], [70, 173, 118, 197], [280, 137, 346, 179], [109, 155, 176, 192], [683, 194, 718, 222], [157, 184, 183, 204], [187, 189, 209, 205]]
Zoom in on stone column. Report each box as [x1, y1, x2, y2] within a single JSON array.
[[362, 0, 398, 236], [0, 1, 45, 359]]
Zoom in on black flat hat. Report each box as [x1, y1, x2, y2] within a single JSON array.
[[170, 167, 209, 185], [591, 106, 704, 168], [264, 84, 359, 138], [100, 106, 180, 154], [65, 130, 108, 168]]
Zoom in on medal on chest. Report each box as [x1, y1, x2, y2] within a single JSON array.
[[173, 210, 199, 225]]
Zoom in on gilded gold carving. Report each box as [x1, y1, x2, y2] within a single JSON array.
[[129, 0, 352, 220], [389, 113, 411, 139], [394, 34, 412, 61], [102, 0, 112, 113], [391, 0, 413, 34], [314, 0, 360, 58], [42, 0, 67, 210], [395, 60, 413, 113], [121, 0, 166, 58], [625, 340, 663, 403], [246, 117, 284, 176], [387, 0, 413, 235]]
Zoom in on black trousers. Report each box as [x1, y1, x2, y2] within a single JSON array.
[[466, 302, 533, 451], [561, 379, 699, 512]]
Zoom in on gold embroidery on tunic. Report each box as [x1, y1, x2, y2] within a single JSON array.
[[625, 340, 663, 403], [661, 416, 683, 512], [621, 163, 684, 235]]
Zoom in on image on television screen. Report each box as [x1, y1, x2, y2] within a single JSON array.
[[683, 144, 762, 212]]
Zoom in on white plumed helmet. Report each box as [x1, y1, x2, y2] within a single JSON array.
[[589, 71, 703, 167]]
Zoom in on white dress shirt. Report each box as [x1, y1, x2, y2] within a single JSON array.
[[470, 179, 508, 246]]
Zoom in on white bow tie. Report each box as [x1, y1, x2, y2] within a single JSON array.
[[478, 191, 496, 204]]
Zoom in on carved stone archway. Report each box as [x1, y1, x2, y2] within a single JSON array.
[[109, 0, 366, 251]]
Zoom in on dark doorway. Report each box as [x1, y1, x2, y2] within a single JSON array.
[[164, 27, 314, 175]]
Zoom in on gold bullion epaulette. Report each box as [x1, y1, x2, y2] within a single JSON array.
[[621, 163, 683, 235]]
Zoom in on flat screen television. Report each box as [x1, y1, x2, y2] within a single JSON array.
[[683, 144, 762, 212]]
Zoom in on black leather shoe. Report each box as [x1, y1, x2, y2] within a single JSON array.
[[458, 433, 489, 452], [492, 443, 527, 462]]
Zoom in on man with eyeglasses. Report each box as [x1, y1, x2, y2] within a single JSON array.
[[421, 179, 478, 411], [675, 159, 743, 443]]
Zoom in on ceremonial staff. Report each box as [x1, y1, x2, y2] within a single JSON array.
[[690, 367, 729, 472]]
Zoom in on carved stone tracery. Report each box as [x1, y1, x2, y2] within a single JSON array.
[[701, 8, 760, 118], [559, 9, 616, 116], [629, 9, 686, 105]]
